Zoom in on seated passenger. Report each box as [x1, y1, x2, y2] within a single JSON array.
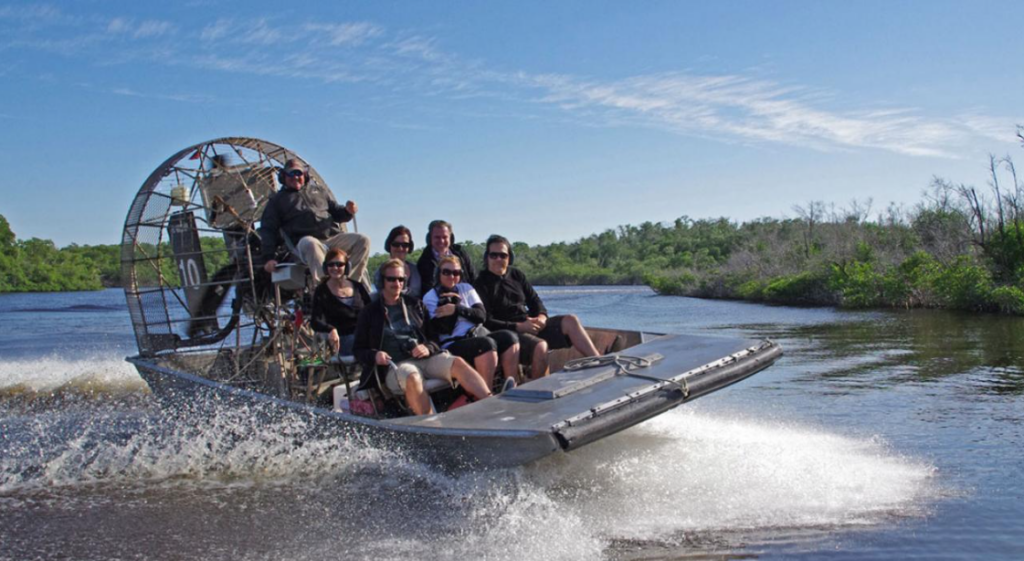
[[310, 249, 371, 356], [353, 259, 492, 415], [473, 235, 600, 379], [260, 158, 370, 284], [416, 219, 476, 292], [423, 256, 520, 391], [373, 225, 422, 298]]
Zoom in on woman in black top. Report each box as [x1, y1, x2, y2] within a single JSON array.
[[311, 248, 371, 356], [373, 225, 422, 297]]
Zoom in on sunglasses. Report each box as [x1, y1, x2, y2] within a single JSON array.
[[440, 269, 463, 277], [390, 242, 412, 250], [488, 252, 509, 260], [384, 276, 406, 284], [285, 169, 305, 178], [325, 261, 346, 269]]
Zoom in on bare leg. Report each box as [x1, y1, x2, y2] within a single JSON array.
[[474, 350, 498, 388], [562, 315, 599, 357], [501, 343, 520, 383], [403, 372, 434, 415], [450, 357, 492, 400], [531, 339, 549, 379]]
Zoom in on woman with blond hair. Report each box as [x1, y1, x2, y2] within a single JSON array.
[[424, 255, 519, 392]]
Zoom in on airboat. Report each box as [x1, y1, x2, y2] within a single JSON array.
[[121, 137, 782, 468]]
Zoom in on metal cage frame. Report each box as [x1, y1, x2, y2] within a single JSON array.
[[121, 137, 328, 359]]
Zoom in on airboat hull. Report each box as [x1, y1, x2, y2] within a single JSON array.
[[129, 332, 781, 469]]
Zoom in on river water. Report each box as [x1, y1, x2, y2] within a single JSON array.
[[1, 287, 1021, 560]]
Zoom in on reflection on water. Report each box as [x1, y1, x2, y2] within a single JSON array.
[[1, 288, 1023, 560], [745, 310, 1024, 395]]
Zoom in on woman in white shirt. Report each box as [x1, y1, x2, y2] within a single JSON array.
[[423, 255, 519, 392]]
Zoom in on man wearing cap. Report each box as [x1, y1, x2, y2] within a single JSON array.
[[259, 158, 370, 284]]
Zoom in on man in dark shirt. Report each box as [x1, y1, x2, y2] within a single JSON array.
[[474, 235, 599, 378], [259, 159, 369, 284], [416, 219, 476, 292], [354, 259, 492, 415]]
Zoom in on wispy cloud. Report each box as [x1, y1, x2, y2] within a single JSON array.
[[388, 35, 443, 61], [106, 17, 130, 34], [3, 7, 1017, 157], [106, 17, 175, 39], [305, 22, 382, 46], [522, 71, 977, 157], [0, 4, 80, 25], [108, 86, 212, 103], [238, 18, 287, 45], [197, 17, 321, 46], [199, 18, 231, 42], [134, 19, 175, 39], [957, 113, 1019, 145]]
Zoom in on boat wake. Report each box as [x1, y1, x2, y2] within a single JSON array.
[[433, 407, 940, 559], [527, 407, 937, 536], [0, 355, 147, 398], [0, 386, 940, 560]]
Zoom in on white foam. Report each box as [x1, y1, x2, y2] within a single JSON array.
[[524, 407, 937, 540], [322, 408, 938, 560], [0, 404, 395, 495], [0, 386, 939, 559], [0, 355, 147, 396]]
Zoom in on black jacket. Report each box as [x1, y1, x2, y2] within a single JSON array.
[[353, 294, 440, 390], [416, 244, 476, 292], [258, 183, 353, 261], [310, 281, 372, 336], [473, 267, 548, 332], [425, 284, 487, 340]]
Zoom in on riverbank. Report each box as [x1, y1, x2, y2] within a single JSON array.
[[6, 165, 1024, 318], [645, 252, 1024, 315], [7, 239, 1024, 318]]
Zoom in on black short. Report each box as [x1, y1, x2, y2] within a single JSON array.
[[518, 315, 571, 364], [444, 336, 496, 364], [486, 329, 519, 355]]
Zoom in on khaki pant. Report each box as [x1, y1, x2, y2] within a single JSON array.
[[385, 352, 457, 394], [296, 232, 370, 284]]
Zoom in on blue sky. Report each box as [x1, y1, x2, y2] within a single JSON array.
[[1, 1, 1022, 249]]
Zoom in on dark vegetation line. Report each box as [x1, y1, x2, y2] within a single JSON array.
[[4, 148, 1024, 315]]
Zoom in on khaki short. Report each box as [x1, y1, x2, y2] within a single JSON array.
[[386, 351, 456, 393]]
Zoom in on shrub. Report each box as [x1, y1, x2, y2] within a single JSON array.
[[827, 260, 883, 308], [644, 269, 697, 295], [883, 251, 940, 308], [762, 272, 831, 305], [988, 285, 1024, 315], [734, 279, 766, 300], [931, 256, 994, 310]]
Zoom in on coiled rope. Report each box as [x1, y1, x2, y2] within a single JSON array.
[[562, 354, 688, 397], [563, 354, 653, 374]]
